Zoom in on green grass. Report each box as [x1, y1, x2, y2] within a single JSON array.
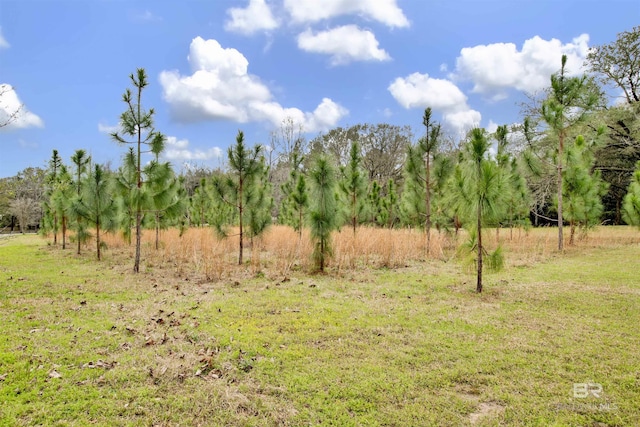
[[0, 234, 639, 426]]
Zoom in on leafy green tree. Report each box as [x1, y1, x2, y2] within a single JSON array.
[[71, 165, 117, 260], [339, 140, 368, 235], [70, 149, 91, 254], [111, 68, 166, 273], [622, 161, 640, 227], [587, 26, 639, 105], [308, 155, 339, 272], [563, 135, 608, 243], [541, 55, 600, 250], [587, 27, 639, 224], [211, 130, 263, 265]]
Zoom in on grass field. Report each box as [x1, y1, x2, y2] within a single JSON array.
[[0, 227, 639, 426]]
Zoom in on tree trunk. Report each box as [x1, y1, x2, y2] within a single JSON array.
[[62, 216, 67, 249], [425, 155, 431, 256], [77, 221, 81, 254], [96, 222, 101, 261], [238, 178, 244, 266], [54, 214, 58, 245], [477, 202, 483, 294], [155, 212, 160, 250], [134, 211, 141, 272], [557, 131, 564, 251], [569, 220, 575, 245]]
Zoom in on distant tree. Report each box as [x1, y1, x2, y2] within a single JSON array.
[[211, 131, 263, 265], [540, 55, 601, 250], [111, 68, 166, 273], [587, 26, 639, 104], [189, 178, 211, 228], [368, 180, 383, 226], [587, 27, 640, 224], [622, 161, 640, 227], [71, 165, 117, 260], [8, 197, 40, 233], [494, 125, 530, 240], [338, 140, 368, 235], [308, 156, 339, 272]]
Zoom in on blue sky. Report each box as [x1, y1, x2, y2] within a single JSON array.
[[0, 0, 638, 178]]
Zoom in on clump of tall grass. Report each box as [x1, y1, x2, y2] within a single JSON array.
[[88, 224, 640, 279]]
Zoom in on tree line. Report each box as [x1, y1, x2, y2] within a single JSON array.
[[0, 26, 638, 292]]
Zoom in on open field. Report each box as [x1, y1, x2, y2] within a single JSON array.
[[1, 227, 639, 426]]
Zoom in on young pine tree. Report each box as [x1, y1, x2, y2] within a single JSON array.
[[452, 129, 508, 293], [113, 148, 138, 245], [71, 164, 117, 260], [70, 149, 91, 255], [211, 130, 263, 265], [339, 140, 368, 235], [541, 55, 600, 250], [420, 107, 442, 255], [563, 134, 607, 243], [145, 160, 185, 250], [44, 150, 63, 245], [111, 68, 166, 273], [308, 155, 340, 272], [50, 165, 73, 250]]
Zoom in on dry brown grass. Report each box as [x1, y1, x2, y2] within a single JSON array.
[[99, 225, 640, 281]]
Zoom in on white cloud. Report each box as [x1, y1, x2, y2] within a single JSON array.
[[454, 34, 590, 99], [388, 72, 467, 111], [297, 25, 391, 65], [97, 122, 120, 134], [163, 136, 223, 163], [0, 84, 44, 130], [486, 120, 499, 134], [284, 0, 409, 28], [159, 37, 348, 133], [387, 72, 480, 136], [225, 0, 279, 35], [0, 27, 9, 49], [443, 110, 481, 136]]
